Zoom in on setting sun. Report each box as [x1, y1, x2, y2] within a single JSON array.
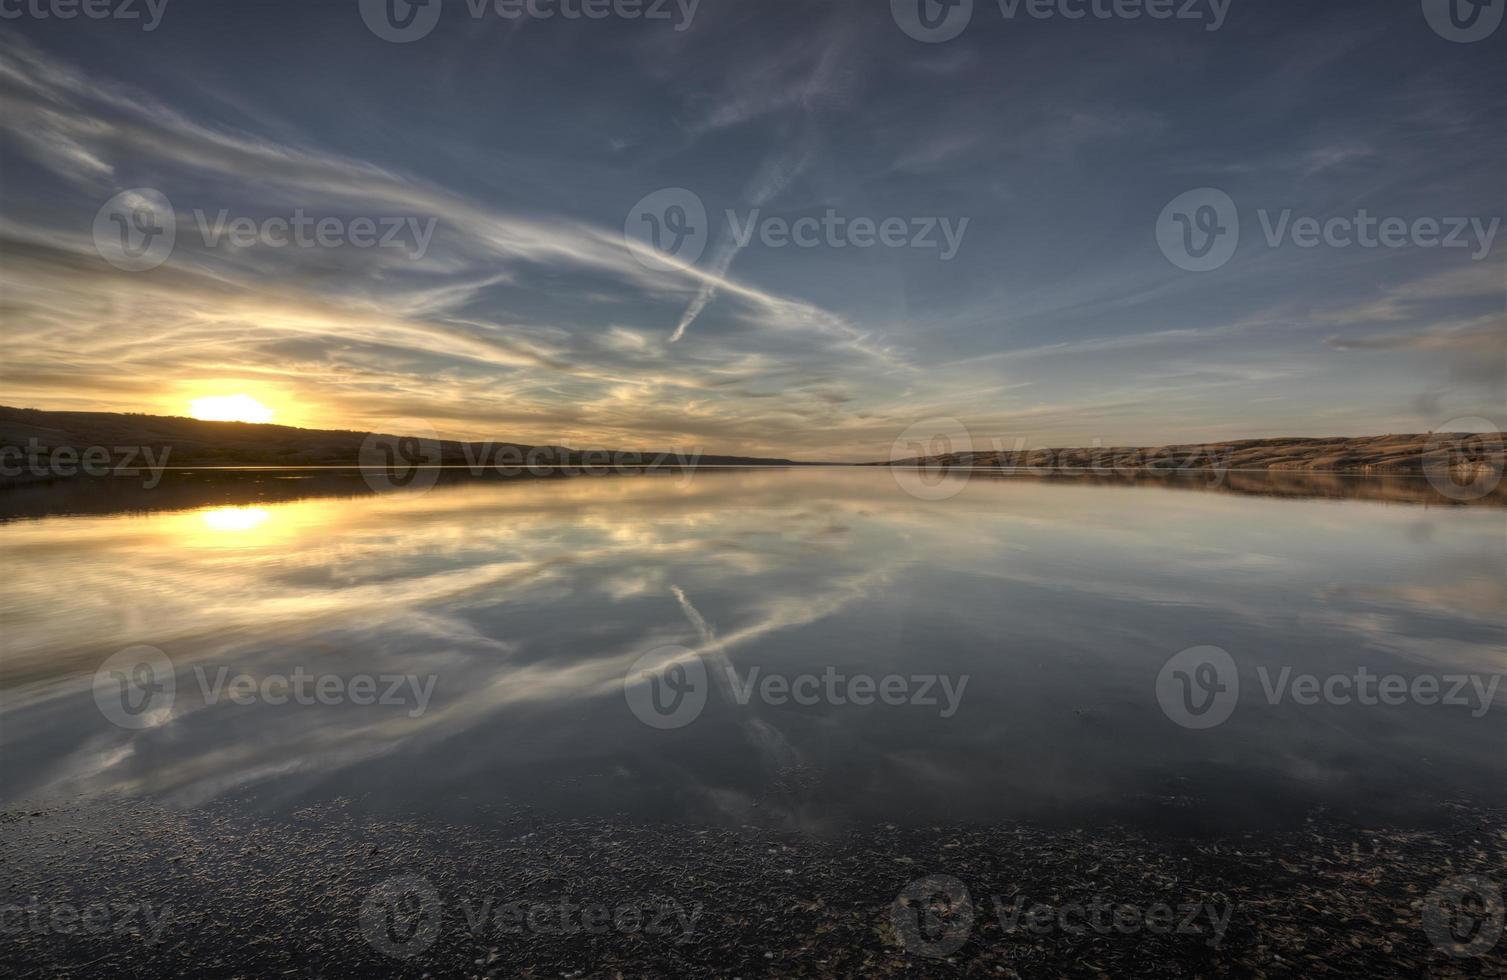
[[189, 394, 275, 424]]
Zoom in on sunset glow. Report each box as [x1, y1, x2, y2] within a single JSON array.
[[189, 394, 276, 425], [2, 19, 1500, 461]]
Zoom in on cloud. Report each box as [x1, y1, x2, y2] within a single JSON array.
[[2, 1, 1502, 458], [0, 34, 908, 456], [1324, 318, 1504, 353]]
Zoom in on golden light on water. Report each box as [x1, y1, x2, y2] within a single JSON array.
[[188, 394, 275, 424], [200, 507, 271, 533]]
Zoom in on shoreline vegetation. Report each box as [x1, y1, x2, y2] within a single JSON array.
[[2, 467, 1502, 526], [876, 431, 1507, 479], [0, 405, 799, 475], [2, 406, 1502, 493]]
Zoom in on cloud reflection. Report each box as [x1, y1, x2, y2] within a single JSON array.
[[1, 470, 1502, 828]]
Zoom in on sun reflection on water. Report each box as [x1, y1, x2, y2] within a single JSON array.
[[200, 506, 271, 533]]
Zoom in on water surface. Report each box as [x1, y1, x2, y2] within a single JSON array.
[[3, 468, 1503, 833]]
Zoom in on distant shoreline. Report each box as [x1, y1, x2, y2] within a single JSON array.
[[872, 431, 1505, 478], [3, 464, 1503, 525], [2, 406, 1501, 480]]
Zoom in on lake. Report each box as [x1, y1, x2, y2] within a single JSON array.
[[4, 467, 1502, 836]]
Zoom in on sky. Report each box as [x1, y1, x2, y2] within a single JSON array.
[[0, 0, 1503, 460]]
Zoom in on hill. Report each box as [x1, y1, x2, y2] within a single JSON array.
[[874, 432, 1505, 477], [0, 406, 799, 471]]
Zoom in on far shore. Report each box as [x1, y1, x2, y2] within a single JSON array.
[[2, 406, 1502, 494], [874, 431, 1505, 477]]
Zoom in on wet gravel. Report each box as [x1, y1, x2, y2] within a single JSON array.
[[1, 798, 1504, 977]]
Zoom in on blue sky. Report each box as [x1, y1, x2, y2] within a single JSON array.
[[0, 0, 1502, 459]]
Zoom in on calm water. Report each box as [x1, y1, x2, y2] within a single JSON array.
[[2, 468, 1503, 833]]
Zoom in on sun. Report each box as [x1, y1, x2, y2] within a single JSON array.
[[188, 393, 276, 424]]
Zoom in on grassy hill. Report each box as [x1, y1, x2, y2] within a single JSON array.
[[0, 406, 798, 469], [876, 432, 1505, 477]]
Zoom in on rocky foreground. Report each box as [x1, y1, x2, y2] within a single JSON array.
[[2, 798, 1503, 977], [879, 432, 1506, 477]]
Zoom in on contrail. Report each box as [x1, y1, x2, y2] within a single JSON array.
[[669, 584, 799, 773], [669, 142, 810, 343], [669, 583, 735, 702]]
